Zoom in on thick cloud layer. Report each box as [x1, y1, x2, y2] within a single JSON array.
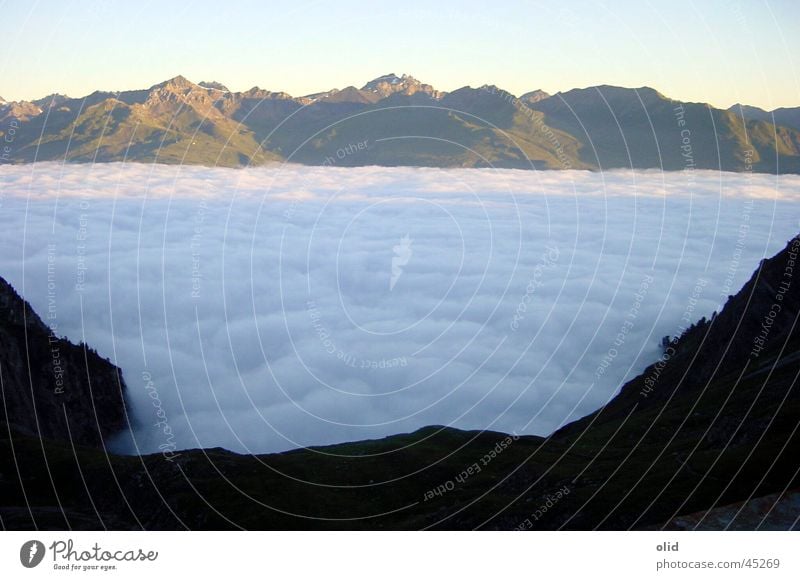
[[1, 162, 798, 454]]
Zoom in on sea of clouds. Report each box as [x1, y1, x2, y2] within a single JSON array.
[[1, 162, 798, 454]]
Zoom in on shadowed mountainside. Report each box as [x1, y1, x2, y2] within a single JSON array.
[[0, 278, 127, 446], [0, 277, 127, 447]]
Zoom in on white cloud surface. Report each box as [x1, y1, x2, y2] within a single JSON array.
[[1, 162, 799, 454]]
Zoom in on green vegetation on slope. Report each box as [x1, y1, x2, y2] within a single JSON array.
[[2, 76, 799, 172]]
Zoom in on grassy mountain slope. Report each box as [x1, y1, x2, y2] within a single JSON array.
[[530, 86, 800, 172], [4, 77, 278, 166], [730, 103, 800, 133], [3, 76, 799, 172]]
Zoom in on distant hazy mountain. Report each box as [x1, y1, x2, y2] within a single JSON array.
[[729, 103, 800, 132], [1, 74, 799, 173], [198, 81, 230, 92]]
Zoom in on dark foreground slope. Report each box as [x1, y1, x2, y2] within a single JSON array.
[[1, 237, 798, 530]]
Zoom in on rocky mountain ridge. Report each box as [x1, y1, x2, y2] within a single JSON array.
[[2, 74, 799, 172]]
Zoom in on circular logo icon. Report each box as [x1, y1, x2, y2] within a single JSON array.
[[20, 540, 46, 568]]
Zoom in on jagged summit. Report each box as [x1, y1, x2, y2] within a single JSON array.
[[0, 99, 43, 122], [1, 75, 799, 171], [238, 86, 293, 100], [142, 75, 232, 115], [149, 75, 197, 91], [198, 80, 230, 92], [361, 73, 445, 99], [32, 93, 70, 108], [519, 89, 550, 104], [365, 73, 403, 85]]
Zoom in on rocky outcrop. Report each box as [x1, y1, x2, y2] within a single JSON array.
[[361, 73, 445, 99], [0, 276, 127, 447], [0, 100, 42, 124], [32, 93, 70, 110], [655, 488, 800, 530]]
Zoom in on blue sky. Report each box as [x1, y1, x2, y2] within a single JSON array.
[[1, 0, 798, 109]]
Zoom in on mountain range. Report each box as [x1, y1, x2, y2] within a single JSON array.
[[2, 74, 800, 173], [2, 234, 798, 530]]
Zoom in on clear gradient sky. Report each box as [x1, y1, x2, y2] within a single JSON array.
[[1, 0, 799, 109]]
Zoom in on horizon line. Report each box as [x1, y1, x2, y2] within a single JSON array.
[[2, 73, 793, 113]]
